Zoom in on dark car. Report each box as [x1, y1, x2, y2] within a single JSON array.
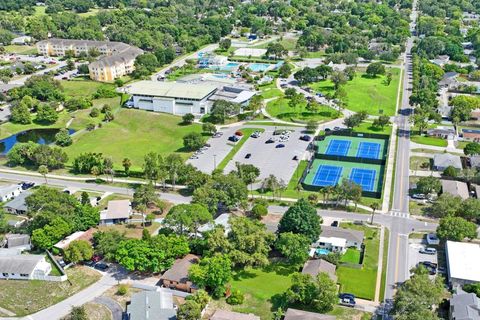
[[324, 128, 331, 132], [57, 259, 66, 268], [265, 138, 275, 144], [21, 182, 35, 190], [339, 293, 356, 300], [339, 297, 356, 307], [94, 263, 109, 271], [245, 153, 252, 159], [84, 260, 96, 267], [292, 155, 298, 161], [228, 135, 240, 142], [300, 135, 311, 141], [276, 144, 285, 148], [331, 220, 339, 227]]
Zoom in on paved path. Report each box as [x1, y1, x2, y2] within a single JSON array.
[[0, 307, 15, 317], [409, 170, 441, 177], [374, 226, 385, 303], [94, 296, 122, 320], [410, 141, 464, 154]]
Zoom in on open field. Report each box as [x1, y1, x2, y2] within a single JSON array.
[[0, 266, 101, 316], [308, 68, 400, 116], [411, 134, 448, 147], [336, 223, 381, 300], [60, 79, 115, 98], [64, 109, 203, 169], [266, 97, 339, 122], [4, 45, 37, 55]]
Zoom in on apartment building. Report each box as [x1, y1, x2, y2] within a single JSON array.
[[36, 38, 143, 82]]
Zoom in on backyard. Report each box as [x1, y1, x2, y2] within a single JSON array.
[[0, 266, 101, 316], [64, 109, 203, 169], [336, 223, 381, 301], [266, 97, 340, 122], [308, 68, 401, 116], [411, 134, 448, 147]]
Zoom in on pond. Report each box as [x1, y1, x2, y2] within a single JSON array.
[[0, 128, 75, 155]]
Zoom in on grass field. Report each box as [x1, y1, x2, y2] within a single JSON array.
[[340, 248, 361, 264], [260, 88, 284, 99], [410, 156, 431, 171], [309, 68, 400, 116], [354, 121, 393, 135], [64, 109, 203, 169], [336, 223, 380, 300], [60, 79, 115, 98], [252, 38, 298, 51], [266, 97, 339, 122], [411, 135, 448, 147], [0, 266, 101, 316], [4, 45, 37, 55]]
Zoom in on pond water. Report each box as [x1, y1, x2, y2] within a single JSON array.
[[0, 128, 75, 155]]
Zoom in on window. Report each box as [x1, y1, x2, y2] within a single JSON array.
[[20, 274, 28, 277], [2, 273, 8, 277]]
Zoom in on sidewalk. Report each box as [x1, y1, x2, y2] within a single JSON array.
[[374, 226, 385, 303], [381, 123, 397, 213], [410, 141, 464, 154], [409, 169, 441, 177]]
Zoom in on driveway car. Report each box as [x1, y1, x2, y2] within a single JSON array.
[[276, 144, 285, 148], [94, 263, 109, 271], [245, 153, 252, 159], [300, 135, 311, 141], [419, 247, 437, 255]]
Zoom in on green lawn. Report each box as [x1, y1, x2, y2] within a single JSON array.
[[340, 248, 361, 264], [354, 121, 393, 135], [411, 135, 448, 147], [266, 97, 340, 122], [64, 109, 203, 170], [336, 223, 381, 300], [3, 45, 37, 55], [410, 156, 431, 171], [0, 266, 101, 316], [60, 79, 115, 98], [0, 112, 73, 140], [252, 38, 298, 51], [304, 51, 327, 58], [309, 68, 401, 116], [217, 128, 264, 170], [260, 88, 284, 99]]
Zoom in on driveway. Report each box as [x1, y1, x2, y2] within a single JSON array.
[[408, 241, 438, 277], [94, 296, 123, 320], [223, 127, 311, 187]]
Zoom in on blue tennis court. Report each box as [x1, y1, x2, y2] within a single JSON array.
[[357, 142, 381, 159], [325, 139, 351, 156], [349, 168, 376, 192], [312, 165, 343, 187]]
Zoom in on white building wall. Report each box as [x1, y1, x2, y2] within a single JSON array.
[[0, 258, 51, 280], [132, 95, 208, 115]]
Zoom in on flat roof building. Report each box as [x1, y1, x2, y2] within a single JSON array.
[[446, 241, 480, 287]]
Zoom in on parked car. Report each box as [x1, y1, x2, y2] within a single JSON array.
[[265, 138, 275, 144], [419, 247, 437, 255], [21, 182, 35, 190], [228, 135, 240, 142], [300, 135, 311, 141], [331, 220, 339, 227], [235, 131, 244, 136], [292, 155, 298, 161], [245, 153, 252, 159], [84, 260, 96, 267], [339, 293, 356, 300], [340, 297, 356, 307], [411, 193, 426, 200], [324, 128, 331, 132], [276, 144, 285, 148], [316, 92, 324, 97], [57, 259, 66, 268], [426, 233, 440, 245], [333, 126, 341, 131], [94, 263, 109, 271]]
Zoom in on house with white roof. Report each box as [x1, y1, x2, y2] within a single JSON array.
[[0, 184, 22, 202], [0, 254, 52, 280], [53, 231, 86, 251], [433, 153, 463, 171], [99, 199, 132, 225], [314, 236, 347, 253], [446, 241, 480, 287]]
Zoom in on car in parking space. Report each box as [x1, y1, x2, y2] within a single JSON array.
[[324, 128, 331, 132], [235, 131, 244, 136], [265, 138, 275, 144], [427, 233, 440, 245], [299, 135, 311, 141], [94, 262, 109, 271], [251, 131, 261, 138], [292, 155, 298, 161], [339, 293, 356, 300], [189, 155, 199, 160], [340, 297, 356, 307], [213, 132, 223, 138], [276, 144, 285, 148], [228, 135, 240, 142], [331, 220, 339, 227], [245, 153, 252, 159], [419, 247, 437, 255]]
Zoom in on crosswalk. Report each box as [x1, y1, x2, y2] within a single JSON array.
[[389, 210, 410, 218]]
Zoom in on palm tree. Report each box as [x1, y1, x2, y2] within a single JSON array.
[[319, 188, 327, 204], [369, 202, 380, 225], [38, 165, 49, 184]]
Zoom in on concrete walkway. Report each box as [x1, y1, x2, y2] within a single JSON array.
[[374, 226, 385, 303], [410, 141, 464, 154], [381, 123, 397, 213], [0, 307, 15, 317], [409, 169, 441, 177]]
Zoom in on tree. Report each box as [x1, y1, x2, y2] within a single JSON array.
[[66, 59, 75, 71], [55, 128, 73, 147], [183, 132, 205, 151], [366, 62, 386, 77], [164, 203, 212, 236], [278, 199, 321, 242], [373, 115, 391, 130], [36, 104, 58, 124], [64, 240, 94, 263], [219, 38, 231, 51], [306, 120, 318, 133], [122, 158, 131, 176], [209, 100, 240, 124], [165, 154, 184, 189], [234, 162, 260, 192], [463, 142, 480, 156], [189, 254, 232, 297], [416, 176, 441, 195], [436, 216, 477, 241], [92, 230, 127, 261], [429, 193, 462, 218], [275, 232, 311, 265], [11, 97, 33, 124], [104, 111, 114, 122], [251, 204, 268, 220], [443, 165, 458, 177], [202, 122, 216, 134], [344, 66, 356, 80], [266, 42, 287, 60], [69, 306, 87, 320], [461, 198, 480, 221], [177, 300, 202, 320], [133, 183, 160, 209], [143, 152, 163, 185], [286, 272, 337, 313], [38, 165, 49, 184], [182, 113, 195, 124], [369, 202, 380, 225], [343, 114, 363, 129], [279, 63, 293, 78], [385, 72, 393, 85], [330, 71, 347, 89], [81, 192, 90, 206]]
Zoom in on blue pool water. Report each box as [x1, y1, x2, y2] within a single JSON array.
[[212, 73, 228, 79], [209, 62, 239, 71], [316, 248, 331, 255], [0, 128, 75, 155], [248, 63, 271, 72]]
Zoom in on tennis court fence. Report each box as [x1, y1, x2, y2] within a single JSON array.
[[301, 181, 382, 199], [314, 153, 386, 165]]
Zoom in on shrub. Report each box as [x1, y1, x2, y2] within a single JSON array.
[[117, 284, 129, 295], [226, 290, 244, 305], [89, 107, 100, 117], [250, 204, 268, 219]]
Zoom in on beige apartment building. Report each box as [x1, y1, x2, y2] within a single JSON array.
[[36, 39, 143, 82]]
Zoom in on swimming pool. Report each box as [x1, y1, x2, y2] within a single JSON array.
[[212, 73, 228, 79], [315, 248, 331, 255], [248, 63, 271, 72], [209, 62, 239, 71]]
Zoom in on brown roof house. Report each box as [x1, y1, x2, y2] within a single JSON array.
[[284, 308, 336, 320], [462, 128, 480, 142], [210, 310, 260, 320], [160, 254, 199, 293], [302, 259, 337, 282]]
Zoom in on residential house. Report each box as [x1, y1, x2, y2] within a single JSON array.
[[198, 213, 231, 235], [471, 109, 480, 121], [284, 309, 336, 320], [99, 200, 132, 225], [4, 191, 31, 215], [0, 184, 22, 202], [462, 129, 480, 142], [320, 226, 364, 250], [210, 310, 260, 320], [0, 254, 52, 280], [160, 254, 199, 293], [449, 291, 480, 320], [53, 229, 95, 251], [7, 220, 25, 228], [4, 234, 30, 250], [427, 127, 456, 139], [433, 153, 463, 171], [439, 72, 459, 89], [446, 241, 480, 287], [431, 55, 450, 67], [125, 290, 176, 320], [441, 180, 470, 200], [314, 236, 347, 253], [302, 259, 337, 282], [469, 155, 480, 169]]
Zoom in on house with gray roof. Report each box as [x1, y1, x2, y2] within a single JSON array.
[[0, 184, 22, 203], [126, 290, 176, 320], [210, 310, 260, 320], [4, 234, 30, 249], [427, 127, 455, 139], [449, 291, 480, 320], [99, 199, 132, 225], [320, 226, 364, 250], [4, 191, 31, 215], [470, 155, 480, 169], [0, 254, 52, 280], [433, 153, 463, 171], [302, 259, 337, 282], [284, 308, 336, 320], [441, 180, 470, 200]]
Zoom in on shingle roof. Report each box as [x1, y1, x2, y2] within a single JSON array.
[[0, 184, 20, 198], [320, 226, 364, 244], [302, 259, 337, 282], [160, 254, 199, 283], [284, 308, 336, 320], [450, 292, 480, 320], [5, 234, 30, 248], [441, 180, 469, 199], [102, 199, 131, 220], [126, 81, 218, 100], [210, 310, 260, 320], [126, 291, 176, 320], [433, 153, 462, 169], [4, 191, 31, 212], [0, 254, 45, 274]]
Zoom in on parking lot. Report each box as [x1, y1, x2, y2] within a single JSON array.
[[223, 127, 311, 188], [408, 240, 439, 277]]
